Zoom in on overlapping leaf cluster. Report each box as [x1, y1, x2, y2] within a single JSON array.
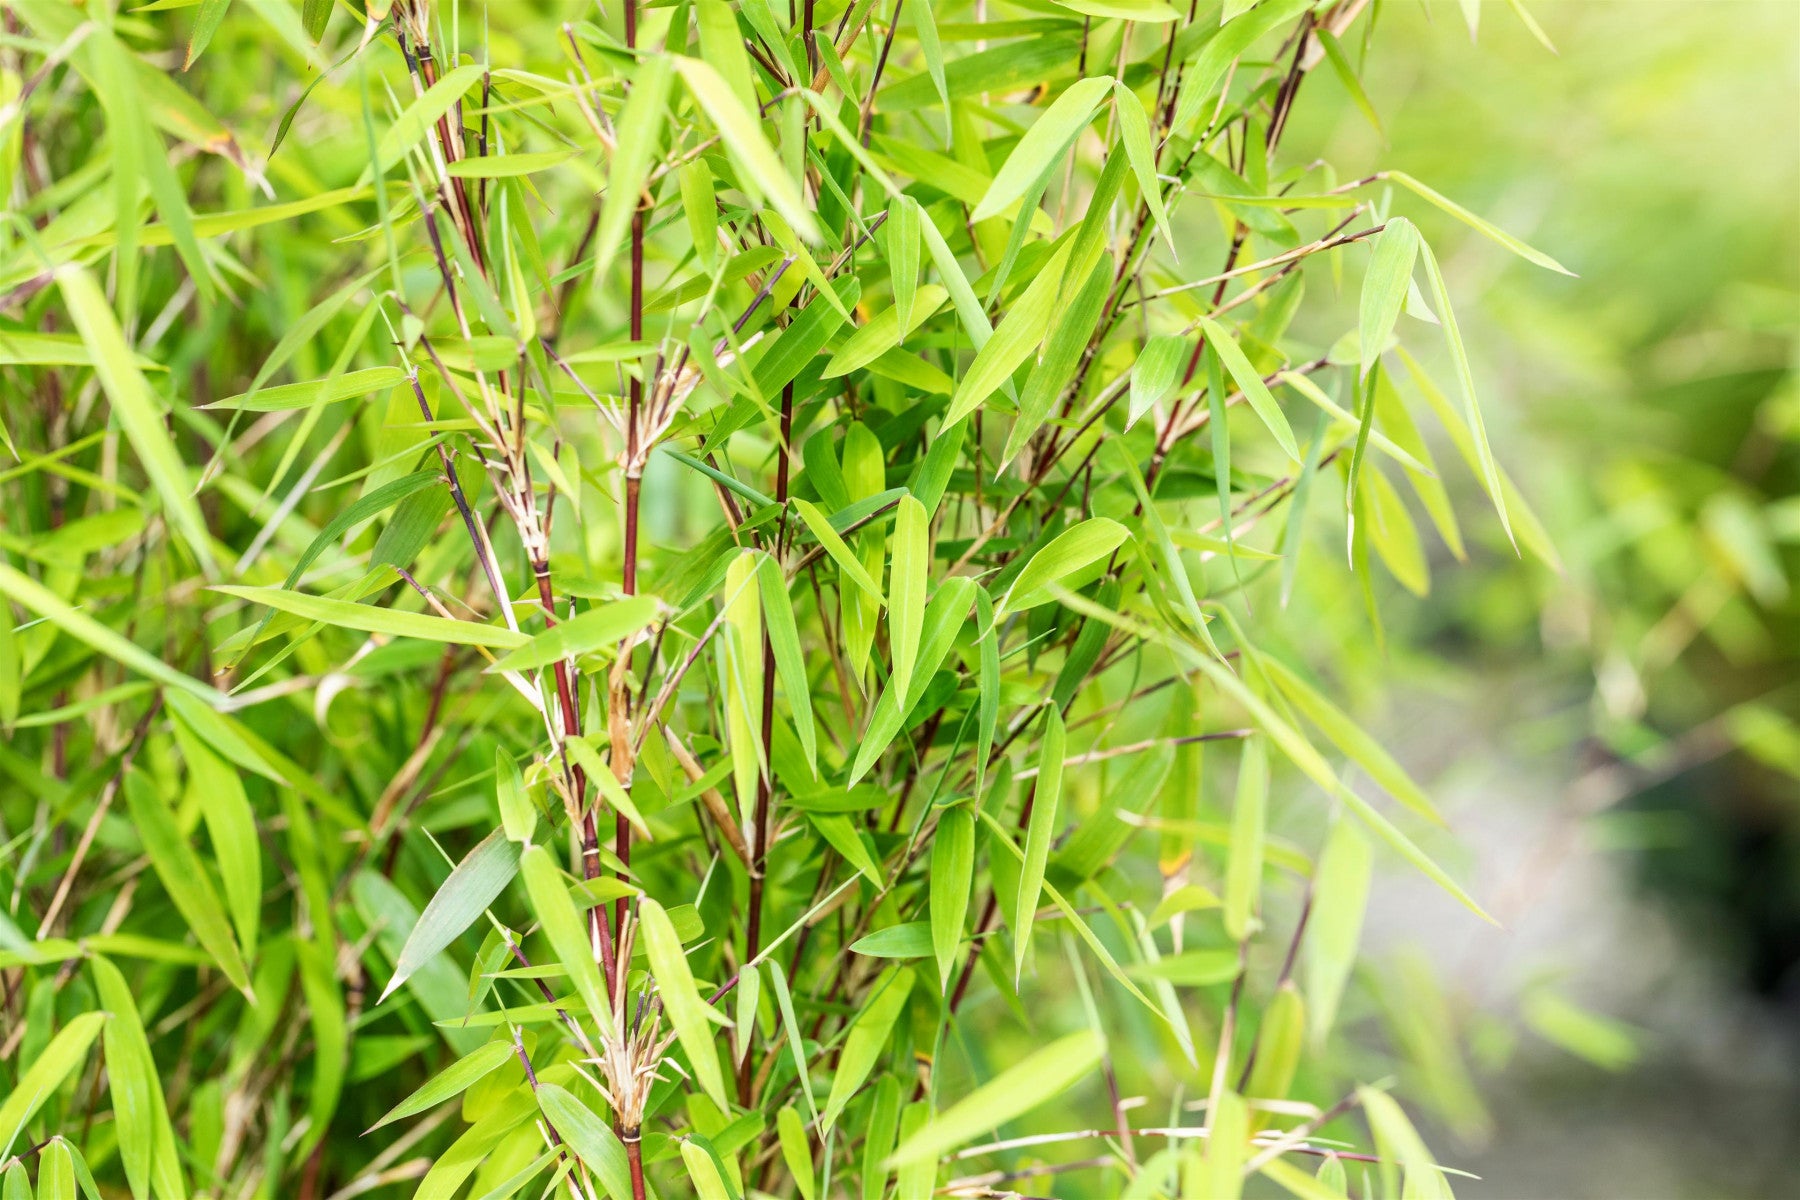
[[0, 0, 1567, 1197]]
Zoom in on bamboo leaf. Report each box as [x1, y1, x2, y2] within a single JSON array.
[[592, 55, 674, 286], [0, 1012, 107, 1160], [758, 554, 816, 774], [943, 241, 1072, 427], [1112, 80, 1176, 255], [1222, 737, 1268, 942], [1129, 334, 1187, 428], [675, 57, 820, 242], [213, 584, 530, 649], [778, 1106, 816, 1200], [536, 1083, 634, 1200], [383, 829, 522, 1002], [849, 922, 934, 959], [184, 0, 232, 67], [792, 498, 886, 602], [207, 366, 407, 412], [1388, 170, 1574, 275], [973, 77, 1112, 221], [886, 1029, 1103, 1167], [1414, 237, 1514, 547], [821, 968, 914, 1132], [887, 495, 928, 710], [722, 551, 765, 826], [640, 897, 730, 1109], [1195, 315, 1300, 463], [1359, 218, 1419, 377], [930, 804, 975, 991], [1013, 707, 1066, 980], [124, 771, 251, 997], [488, 595, 659, 673], [1260, 656, 1444, 826], [518, 845, 616, 1040], [56, 266, 215, 575], [92, 956, 179, 1200], [170, 723, 261, 961], [1305, 820, 1372, 1051], [1002, 518, 1129, 612], [365, 63, 487, 179], [368, 1040, 515, 1132]]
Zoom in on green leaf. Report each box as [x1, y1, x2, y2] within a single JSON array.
[[213, 584, 530, 649], [1222, 737, 1268, 942], [1388, 169, 1574, 275], [1414, 237, 1514, 547], [518, 845, 616, 1040], [886, 195, 922, 332], [368, 1040, 515, 1131], [496, 748, 535, 843], [1014, 707, 1065, 980], [973, 77, 1112, 221], [849, 922, 934, 959], [56, 265, 215, 576], [0, 1012, 107, 1160], [1521, 990, 1641, 1071], [124, 771, 251, 997], [1195, 315, 1299, 462], [675, 56, 820, 242], [792, 498, 886, 601], [823, 284, 947, 378], [488, 595, 658, 673], [1199, 1089, 1248, 1200], [171, 723, 261, 961], [722, 551, 765, 826], [1316, 30, 1383, 139], [302, 0, 331, 40], [766, 961, 817, 1122], [383, 829, 522, 1003], [93, 955, 180, 1200], [806, 812, 884, 886], [1129, 334, 1187, 427], [1130, 948, 1240, 987], [183, 0, 231, 67], [886, 1029, 1104, 1167], [536, 1083, 633, 1200], [1244, 982, 1305, 1109], [564, 737, 652, 841], [1002, 518, 1129, 612], [887, 495, 928, 710], [1178, 0, 1312, 132], [1359, 218, 1419, 377], [592, 55, 674, 287], [943, 240, 1073, 427], [207, 366, 407, 412], [1304, 819, 1372, 1051], [365, 63, 487, 179], [758, 554, 816, 774], [778, 1106, 816, 1200], [679, 1139, 732, 1200], [640, 897, 730, 1109], [1112, 80, 1176, 255], [36, 1141, 77, 1200], [930, 804, 975, 990], [1260, 656, 1443, 826], [821, 967, 914, 1132]]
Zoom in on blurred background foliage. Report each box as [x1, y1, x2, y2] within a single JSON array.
[[1281, 2, 1800, 1195]]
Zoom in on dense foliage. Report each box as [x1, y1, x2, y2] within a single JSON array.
[[0, 1, 1579, 1197]]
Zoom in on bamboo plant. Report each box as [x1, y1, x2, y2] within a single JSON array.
[[0, 0, 1569, 1197]]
